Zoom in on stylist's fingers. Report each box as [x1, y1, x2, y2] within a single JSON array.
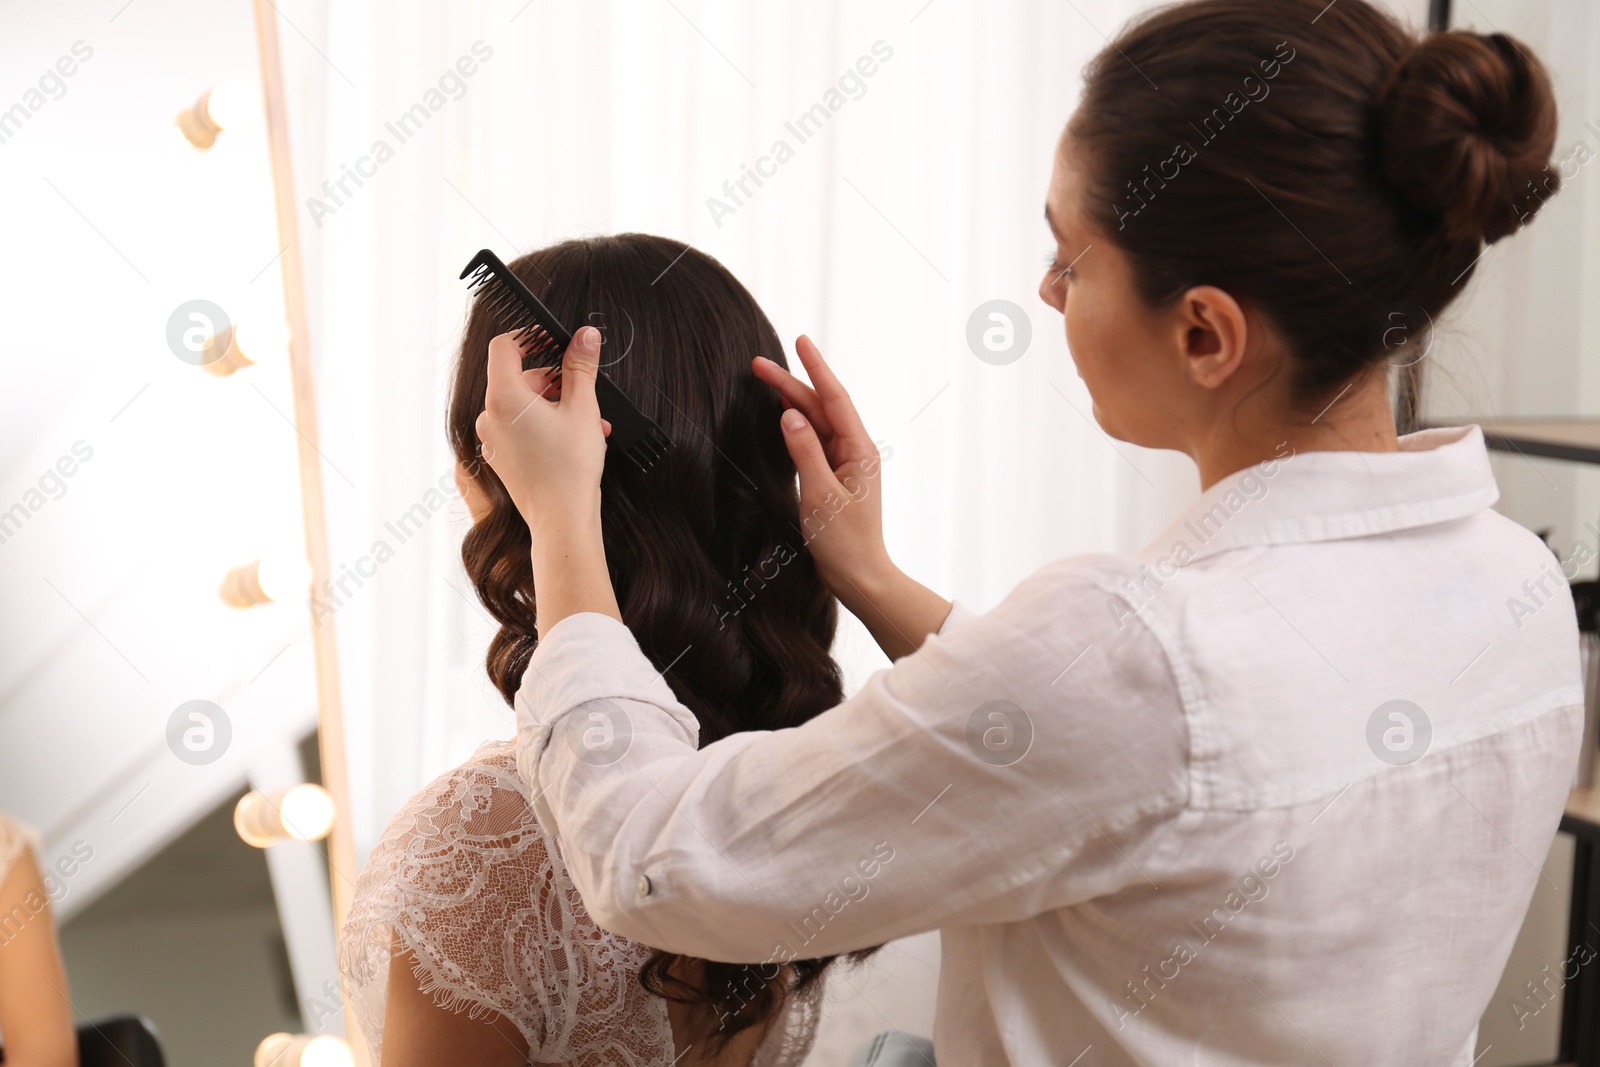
[[794, 335, 875, 463], [752, 356, 833, 437], [486, 333, 535, 417], [779, 408, 844, 498], [559, 326, 603, 415]]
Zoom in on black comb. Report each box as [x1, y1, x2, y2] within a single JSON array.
[[461, 248, 671, 472]]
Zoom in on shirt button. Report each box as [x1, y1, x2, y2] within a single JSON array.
[[637, 874, 653, 898]]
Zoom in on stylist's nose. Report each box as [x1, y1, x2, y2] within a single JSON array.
[[1039, 271, 1064, 312]]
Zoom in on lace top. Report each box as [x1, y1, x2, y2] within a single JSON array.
[[0, 814, 39, 887], [338, 741, 822, 1067]]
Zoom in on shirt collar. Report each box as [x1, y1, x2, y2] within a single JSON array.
[[1135, 424, 1500, 566]]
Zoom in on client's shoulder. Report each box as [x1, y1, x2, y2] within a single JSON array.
[[340, 740, 664, 1061], [363, 739, 547, 876]]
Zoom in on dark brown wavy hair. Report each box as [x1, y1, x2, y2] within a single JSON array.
[[447, 233, 871, 1050]]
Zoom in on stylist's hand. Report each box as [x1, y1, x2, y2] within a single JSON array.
[[753, 335, 890, 594], [478, 326, 620, 632], [754, 337, 950, 659], [478, 327, 608, 529]]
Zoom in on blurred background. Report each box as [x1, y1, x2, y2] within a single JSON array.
[[1, 0, 1597, 1064]]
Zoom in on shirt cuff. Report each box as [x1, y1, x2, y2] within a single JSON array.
[[513, 612, 701, 746], [939, 599, 974, 635]]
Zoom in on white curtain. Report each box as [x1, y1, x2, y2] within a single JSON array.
[[272, 0, 1432, 1057], [272, 0, 1210, 860]]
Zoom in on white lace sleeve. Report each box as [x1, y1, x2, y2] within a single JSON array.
[[339, 740, 676, 1065], [337, 740, 827, 1067], [0, 814, 40, 887]]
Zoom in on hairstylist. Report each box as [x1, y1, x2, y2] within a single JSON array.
[[477, 1, 1581, 1062]]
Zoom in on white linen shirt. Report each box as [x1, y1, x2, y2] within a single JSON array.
[[515, 424, 1585, 1066]]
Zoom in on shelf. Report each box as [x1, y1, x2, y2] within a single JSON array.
[[1569, 787, 1600, 836], [1429, 417, 1600, 466]]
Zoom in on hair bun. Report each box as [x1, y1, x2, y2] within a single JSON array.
[[1376, 30, 1559, 244]]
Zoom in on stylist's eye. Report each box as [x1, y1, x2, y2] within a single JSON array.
[[1041, 251, 1074, 282]]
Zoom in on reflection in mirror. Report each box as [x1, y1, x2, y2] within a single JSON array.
[[59, 785, 302, 1063], [0, 1, 353, 1065]]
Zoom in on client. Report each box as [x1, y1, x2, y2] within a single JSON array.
[[339, 234, 870, 1066]]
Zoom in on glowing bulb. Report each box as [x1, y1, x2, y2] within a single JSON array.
[[303, 1036, 354, 1067], [254, 1033, 351, 1067], [203, 78, 257, 131], [220, 557, 311, 608], [237, 320, 290, 364], [176, 78, 259, 149], [258, 556, 312, 602], [235, 785, 336, 848], [280, 784, 336, 841], [202, 321, 289, 377]]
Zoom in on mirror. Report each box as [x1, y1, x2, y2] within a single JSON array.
[[0, 2, 355, 1064]]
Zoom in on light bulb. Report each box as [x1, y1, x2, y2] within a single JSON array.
[[202, 321, 289, 377], [235, 785, 336, 848], [220, 557, 311, 608], [203, 78, 257, 131], [280, 783, 336, 841], [254, 1033, 351, 1067], [236, 320, 290, 365], [301, 1036, 353, 1067], [258, 556, 312, 602], [176, 78, 258, 150]]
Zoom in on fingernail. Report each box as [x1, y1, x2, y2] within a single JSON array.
[[782, 409, 806, 433], [580, 326, 602, 354]]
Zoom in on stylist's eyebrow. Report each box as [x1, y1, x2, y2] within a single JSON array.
[[1043, 202, 1067, 242]]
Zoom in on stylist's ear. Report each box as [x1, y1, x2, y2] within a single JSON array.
[[1176, 285, 1249, 390]]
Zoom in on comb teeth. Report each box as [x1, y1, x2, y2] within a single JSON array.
[[465, 265, 567, 370], [462, 248, 673, 474], [624, 424, 672, 471]]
